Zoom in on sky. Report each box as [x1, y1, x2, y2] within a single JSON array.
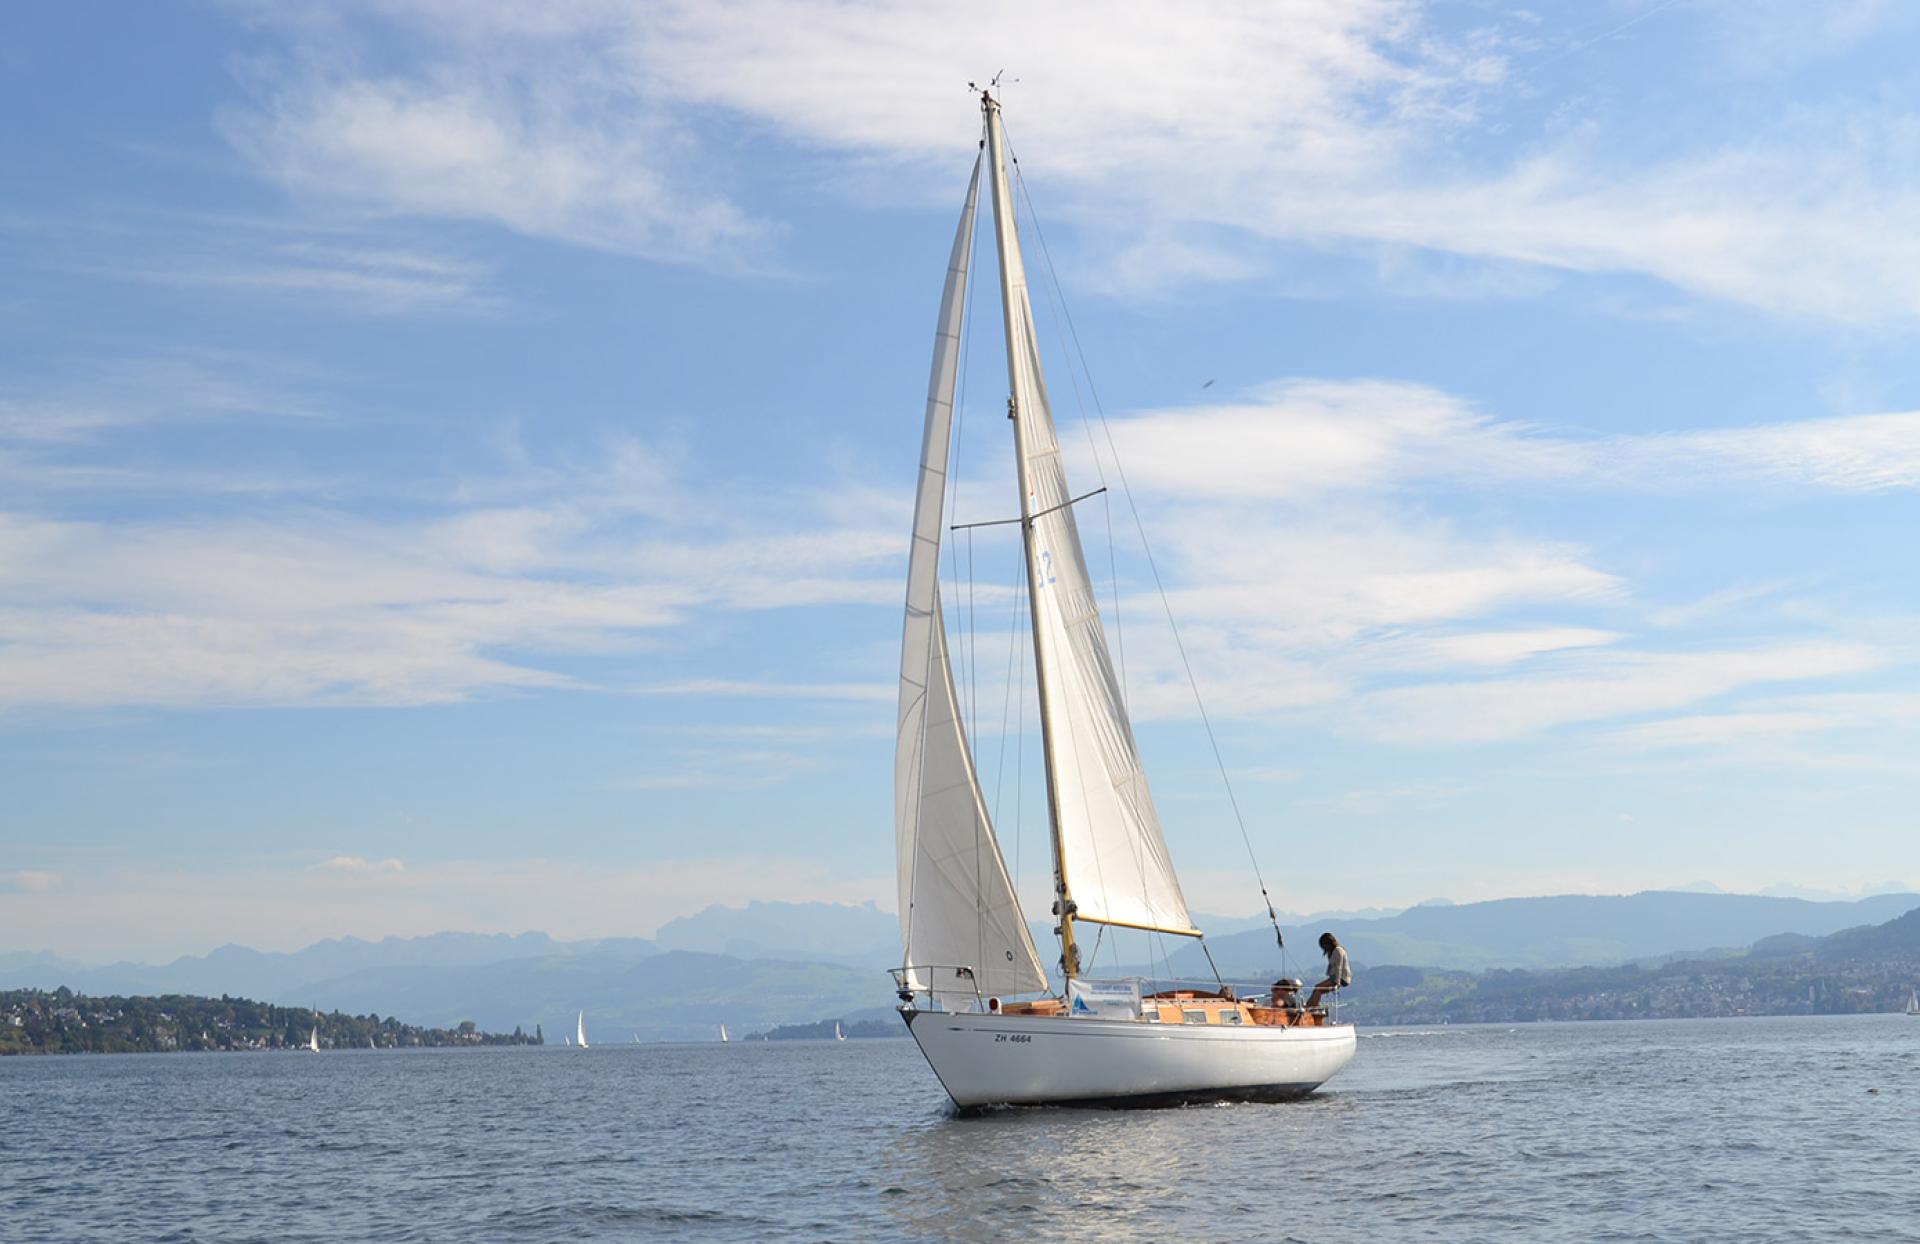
[[3, 0, 1918, 962]]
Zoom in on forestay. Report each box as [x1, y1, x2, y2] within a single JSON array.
[[895, 154, 1049, 1002], [982, 101, 1198, 938]]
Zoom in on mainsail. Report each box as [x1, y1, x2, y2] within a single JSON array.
[[895, 154, 1049, 1001], [981, 99, 1197, 941]]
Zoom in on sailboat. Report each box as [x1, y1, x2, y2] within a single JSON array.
[[718, 1024, 730, 1043], [307, 1025, 320, 1053], [890, 91, 1356, 1109], [834, 1021, 846, 1042], [576, 1011, 589, 1049], [1905, 988, 1918, 1016]]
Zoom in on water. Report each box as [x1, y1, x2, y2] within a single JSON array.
[[5, 1015, 1915, 1242]]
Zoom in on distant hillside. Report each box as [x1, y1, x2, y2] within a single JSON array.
[[1343, 901, 1920, 1024], [653, 901, 897, 966], [759, 1014, 904, 1041], [0, 989, 537, 1055], [1165, 890, 1920, 978], [299, 950, 889, 1044]]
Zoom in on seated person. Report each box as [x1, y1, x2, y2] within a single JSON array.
[[1303, 932, 1351, 1012]]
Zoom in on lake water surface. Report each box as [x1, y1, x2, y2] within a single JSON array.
[[5, 1014, 1915, 1241]]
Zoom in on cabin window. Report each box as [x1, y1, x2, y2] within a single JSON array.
[[1182, 1010, 1208, 1025], [1220, 1010, 1243, 1025]]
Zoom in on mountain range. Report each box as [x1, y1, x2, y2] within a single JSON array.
[[1160, 889, 1920, 980], [1344, 902, 1920, 1025], [5, 890, 1915, 1040]]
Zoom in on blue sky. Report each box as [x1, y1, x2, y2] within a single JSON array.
[[4, 1, 1918, 961]]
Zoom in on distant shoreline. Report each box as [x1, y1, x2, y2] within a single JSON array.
[[1, 988, 541, 1056]]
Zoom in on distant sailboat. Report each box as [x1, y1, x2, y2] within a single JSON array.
[[307, 1025, 319, 1053], [719, 1024, 730, 1043], [563, 1035, 571, 1047], [368, 1037, 375, 1050], [576, 1011, 589, 1049], [834, 1022, 846, 1042], [1906, 988, 1918, 1016]]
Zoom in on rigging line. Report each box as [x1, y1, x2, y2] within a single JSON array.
[[1199, 940, 1226, 991], [1004, 123, 1282, 954]]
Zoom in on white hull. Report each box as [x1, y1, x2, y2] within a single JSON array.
[[903, 1009, 1355, 1109]]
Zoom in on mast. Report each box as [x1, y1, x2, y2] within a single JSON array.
[[982, 91, 1079, 982]]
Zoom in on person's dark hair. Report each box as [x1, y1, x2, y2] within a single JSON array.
[[1318, 932, 1338, 951]]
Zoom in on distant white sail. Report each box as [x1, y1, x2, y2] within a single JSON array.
[[982, 101, 1195, 941], [1907, 988, 1918, 1016], [895, 152, 1049, 1004], [308, 1025, 319, 1053], [576, 1011, 589, 1049], [719, 1024, 730, 1043], [835, 1021, 846, 1041]]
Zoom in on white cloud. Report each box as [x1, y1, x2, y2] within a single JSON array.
[[0, 351, 327, 444], [130, 241, 502, 315], [9, 870, 64, 894], [615, 747, 829, 791], [323, 855, 406, 874], [221, 32, 770, 266], [1629, 412, 1920, 492], [1699, 0, 1904, 76], [15, 202, 508, 317], [1346, 642, 1885, 744], [0, 424, 900, 711], [214, 1, 1920, 320], [1293, 781, 1468, 816], [1103, 380, 1569, 500], [629, 679, 892, 703], [8, 347, 1911, 748], [1102, 379, 1920, 500], [1604, 690, 1920, 753]]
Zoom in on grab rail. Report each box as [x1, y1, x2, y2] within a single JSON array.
[[889, 966, 985, 1011]]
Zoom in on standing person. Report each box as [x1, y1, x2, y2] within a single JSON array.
[[1304, 932, 1351, 1012]]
